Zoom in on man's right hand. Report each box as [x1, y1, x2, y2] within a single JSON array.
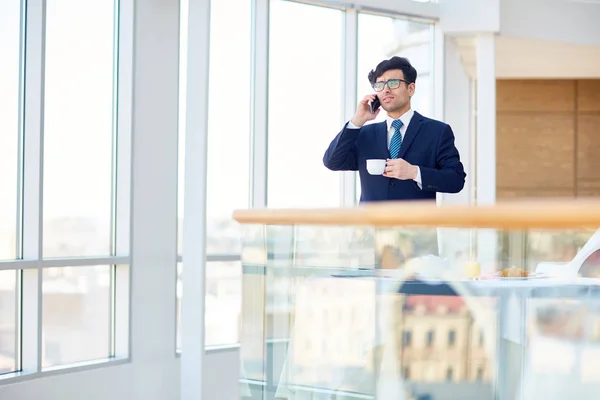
[[350, 94, 381, 128]]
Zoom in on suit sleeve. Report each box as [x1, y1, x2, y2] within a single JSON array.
[[323, 122, 360, 171], [418, 125, 466, 194]]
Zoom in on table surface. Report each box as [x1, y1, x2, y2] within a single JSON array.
[[329, 270, 600, 298]]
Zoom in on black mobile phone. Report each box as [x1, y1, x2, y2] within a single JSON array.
[[370, 97, 381, 114]]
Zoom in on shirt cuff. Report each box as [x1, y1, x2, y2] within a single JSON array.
[[347, 120, 360, 129], [413, 166, 422, 189]]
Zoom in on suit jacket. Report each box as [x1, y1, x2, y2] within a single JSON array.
[[323, 111, 466, 203]]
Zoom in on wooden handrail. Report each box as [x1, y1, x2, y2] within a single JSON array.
[[232, 199, 600, 229]]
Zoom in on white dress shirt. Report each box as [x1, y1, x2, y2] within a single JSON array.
[[348, 108, 422, 188]]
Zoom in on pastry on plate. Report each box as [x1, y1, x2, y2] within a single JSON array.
[[499, 265, 529, 278]]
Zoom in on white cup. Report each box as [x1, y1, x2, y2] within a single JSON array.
[[366, 159, 386, 175]]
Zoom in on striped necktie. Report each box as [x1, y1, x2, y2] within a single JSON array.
[[389, 119, 403, 159]]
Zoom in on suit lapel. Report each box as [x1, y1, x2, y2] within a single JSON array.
[[398, 111, 424, 159]]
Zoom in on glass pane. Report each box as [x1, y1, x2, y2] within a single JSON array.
[[206, 0, 251, 254], [267, 1, 344, 208], [206, 261, 241, 347], [0, 0, 21, 260], [355, 13, 433, 203], [177, 0, 251, 255], [0, 270, 17, 374], [239, 221, 600, 398], [42, 265, 111, 367], [43, 0, 116, 257], [177, 261, 242, 351]]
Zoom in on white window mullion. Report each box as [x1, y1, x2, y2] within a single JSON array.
[[20, 0, 46, 374], [112, 0, 134, 360], [113, 0, 133, 259], [341, 8, 358, 207], [251, 0, 269, 208]]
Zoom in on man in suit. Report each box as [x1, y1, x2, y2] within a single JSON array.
[[324, 56, 466, 202]]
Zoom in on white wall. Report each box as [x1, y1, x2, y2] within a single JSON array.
[[440, 0, 500, 34], [203, 348, 240, 400], [500, 0, 600, 47], [442, 0, 600, 47], [441, 36, 473, 206], [0, 349, 239, 400], [496, 36, 600, 78]]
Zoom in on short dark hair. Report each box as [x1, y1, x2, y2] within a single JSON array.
[[368, 56, 417, 86]]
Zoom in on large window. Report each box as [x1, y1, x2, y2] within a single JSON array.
[[177, 0, 251, 348], [0, 0, 21, 261], [0, 0, 22, 375], [355, 13, 434, 202], [0, 0, 129, 377], [267, 0, 344, 208], [40, 0, 122, 368]]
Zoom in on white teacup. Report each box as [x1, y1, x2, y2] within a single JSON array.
[[366, 159, 386, 175]]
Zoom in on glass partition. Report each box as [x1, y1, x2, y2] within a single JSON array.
[[239, 224, 600, 399]]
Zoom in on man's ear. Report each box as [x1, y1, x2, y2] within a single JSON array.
[[408, 82, 416, 97]]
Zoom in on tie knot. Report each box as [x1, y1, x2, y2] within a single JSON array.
[[391, 119, 403, 130]]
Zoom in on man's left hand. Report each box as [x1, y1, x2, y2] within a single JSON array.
[[384, 158, 418, 180]]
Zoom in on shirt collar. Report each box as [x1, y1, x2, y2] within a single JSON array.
[[386, 108, 414, 131]]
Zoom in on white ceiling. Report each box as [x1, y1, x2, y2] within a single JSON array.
[[455, 36, 600, 78]]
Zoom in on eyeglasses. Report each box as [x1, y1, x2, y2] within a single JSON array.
[[372, 78, 409, 92]]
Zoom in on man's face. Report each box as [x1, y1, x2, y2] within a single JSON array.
[[373, 69, 415, 114]]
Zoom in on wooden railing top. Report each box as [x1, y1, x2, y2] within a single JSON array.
[[232, 199, 600, 229]]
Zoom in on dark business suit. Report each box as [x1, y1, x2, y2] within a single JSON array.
[[323, 111, 465, 203]]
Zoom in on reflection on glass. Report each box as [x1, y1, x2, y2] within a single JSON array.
[[0, 0, 21, 260], [526, 229, 596, 272], [0, 271, 17, 374], [177, 0, 251, 256], [240, 225, 600, 399], [176, 261, 242, 350], [267, 1, 344, 208], [523, 297, 600, 398], [42, 266, 111, 367], [355, 13, 433, 203], [206, 261, 242, 346], [43, 0, 116, 257]]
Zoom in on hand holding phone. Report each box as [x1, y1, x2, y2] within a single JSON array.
[[351, 94, 381, 127]]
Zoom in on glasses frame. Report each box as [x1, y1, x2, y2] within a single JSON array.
[[372, 78, 410, 92]]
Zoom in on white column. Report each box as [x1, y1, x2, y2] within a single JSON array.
[[181, 0, 211, 399], [130, 0, 181, 395], [475, 33, 497, 272], [436, 34, 476, 261]]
